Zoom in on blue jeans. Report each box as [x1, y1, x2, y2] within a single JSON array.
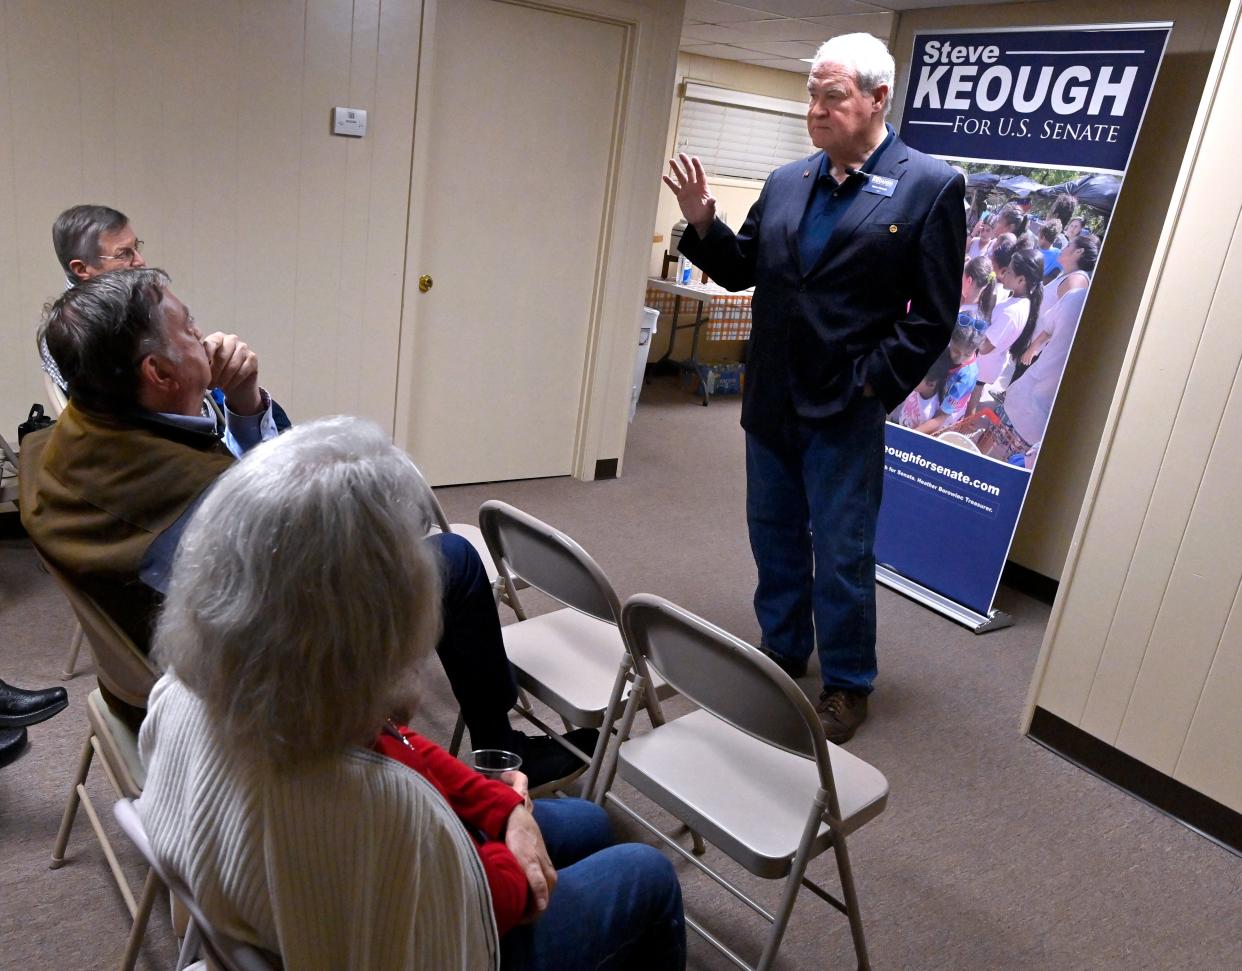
[[502, 799, 685, 971], [427, 532, 519, 748], [745, 397, 886, 695]]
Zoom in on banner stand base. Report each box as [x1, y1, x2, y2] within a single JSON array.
[[876, 565, 1013, 635]]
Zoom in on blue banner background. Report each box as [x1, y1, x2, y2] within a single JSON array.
[[902, 27, 1168, 172], [880, 24, 1169, 618], [876, 427, 1030, 615]]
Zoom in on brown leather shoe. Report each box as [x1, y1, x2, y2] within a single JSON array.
[[816, 689, 868, 744]]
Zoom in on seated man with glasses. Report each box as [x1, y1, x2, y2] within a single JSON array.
[[40, 203, 292, 429], [40, 205, 147, 391]]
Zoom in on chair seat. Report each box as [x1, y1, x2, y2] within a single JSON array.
[[503, 608, 668, 727], [617, 708, 888, 879], [86, 688, 146, 794]]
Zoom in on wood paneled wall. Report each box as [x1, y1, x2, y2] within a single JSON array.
[[1027, 2, 1242, 814], [0, 0, 420, 431]]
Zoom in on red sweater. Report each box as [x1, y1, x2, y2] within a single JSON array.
[[372, 726, 528, 936]]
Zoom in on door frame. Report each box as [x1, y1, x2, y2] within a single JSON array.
[[393, 0, 683, 483]]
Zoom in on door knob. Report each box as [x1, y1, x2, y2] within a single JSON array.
[[418, 274, 433, 293]]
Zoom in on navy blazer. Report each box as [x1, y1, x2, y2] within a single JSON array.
[[679, 132, 965, 438]]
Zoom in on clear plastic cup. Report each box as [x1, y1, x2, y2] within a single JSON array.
[[469, 749, 522, 780]]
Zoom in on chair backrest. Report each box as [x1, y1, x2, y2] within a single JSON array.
[[113, 800, 283, 971], [0, 433, 18, 505], [38, 553, 159, 709], [621, 594, 834, 788], [42, 371, 68, 418], [407, 460, 453, 534], [0, 431, 18, 470], [479, 500, 621, 624]]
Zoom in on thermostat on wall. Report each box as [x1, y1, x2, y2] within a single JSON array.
[[332, 107, 368, 137]]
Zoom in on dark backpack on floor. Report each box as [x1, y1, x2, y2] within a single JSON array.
[[17, 403, 55, 444]]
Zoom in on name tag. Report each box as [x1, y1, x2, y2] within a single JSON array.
[[864, 175, 897, 197]]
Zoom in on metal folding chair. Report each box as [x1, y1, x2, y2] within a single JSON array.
[[406, 460, 516, 608], [113, 799, 284, 971], [11, 392, 83, 677], [40, 554, 160, 971], [42, 370, 69, 418], [450, 500, 674, 798], [0, 431, 19, 506], [600, 593, 890, 971]]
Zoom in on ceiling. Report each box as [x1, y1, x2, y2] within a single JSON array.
[[681, 0, 1040, 74]]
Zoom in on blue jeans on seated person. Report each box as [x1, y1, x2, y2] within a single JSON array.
[[426, 532, 519, 748], [502, 798, 685, 971], [744, 396, 886, 695]]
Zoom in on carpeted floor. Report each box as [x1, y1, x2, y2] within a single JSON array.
[[1, 374, 1238, 970]]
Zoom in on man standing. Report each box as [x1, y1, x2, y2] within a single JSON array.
[[665, 33, 963, 742]]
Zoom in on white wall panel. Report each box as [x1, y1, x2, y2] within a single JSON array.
[[1027, 3, 1242, 813], [0, 0, 420, 433]]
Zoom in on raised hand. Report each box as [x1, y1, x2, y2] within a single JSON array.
[[663, 153, 717, 237]]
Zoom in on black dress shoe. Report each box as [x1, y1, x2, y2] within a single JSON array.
[[0, 727, 28, 768], [0, 680, 70, 728], [512, 728, 600, 789]]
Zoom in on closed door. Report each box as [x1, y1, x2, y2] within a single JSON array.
[[396, 0, 626, 485]]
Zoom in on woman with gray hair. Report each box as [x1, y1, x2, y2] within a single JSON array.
[[137, 416, 684, 970]]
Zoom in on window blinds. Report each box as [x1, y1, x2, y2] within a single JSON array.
[[675, 81, 813, 182]]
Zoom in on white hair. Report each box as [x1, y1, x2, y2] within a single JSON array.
[[154, 416, 442, 767], [812, 33, 896, 116]]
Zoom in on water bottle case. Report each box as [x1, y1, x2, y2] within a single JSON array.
[[678, 256, 693, 285]]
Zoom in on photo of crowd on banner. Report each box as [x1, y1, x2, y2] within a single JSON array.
[[889, 164, 1116, 472]]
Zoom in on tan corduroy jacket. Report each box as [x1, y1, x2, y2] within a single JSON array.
[[20, 401, 233, 719]]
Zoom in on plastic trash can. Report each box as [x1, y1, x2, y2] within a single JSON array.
[[631, 306, 660, 422]]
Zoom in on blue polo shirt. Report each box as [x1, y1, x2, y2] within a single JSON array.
[[797, 125, 895, 271]]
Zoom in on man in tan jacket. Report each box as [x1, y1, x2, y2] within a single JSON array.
[[21, 268, 594, 785]]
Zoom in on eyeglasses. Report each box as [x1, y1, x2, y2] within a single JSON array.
[[97, 240, 144, 264]]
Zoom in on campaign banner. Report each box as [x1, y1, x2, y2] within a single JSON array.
[[877, 23, 1171, 623]]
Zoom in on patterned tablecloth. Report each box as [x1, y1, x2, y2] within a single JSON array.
[[644, 279, 754, 341]]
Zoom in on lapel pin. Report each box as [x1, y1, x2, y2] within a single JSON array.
[[803, 169, 810, 178], [889, 225, 898, 234]]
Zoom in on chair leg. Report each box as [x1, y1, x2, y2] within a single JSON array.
[[170, 891, 190, 939], [176, 919, 202, 971], [118, 867, 161, 971], [590, 680, 647, 805], [756, 802, 825, 971], [62, 623, 84, 680], [50, 731, 95, 868], [448, 713, 466, 757], [832, 835, 872, 971], [501, 573, 528, 621], [80, 782, 138, 917]]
